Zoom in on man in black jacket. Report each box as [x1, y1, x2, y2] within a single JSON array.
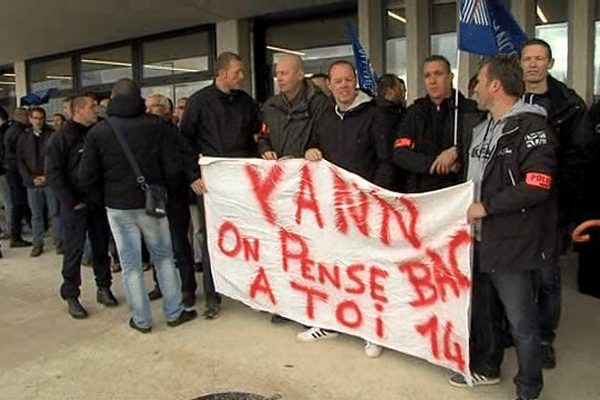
[[4, 108, 31, 248], [520, 38, 587, 369], [79, 79, 196, 332], [46, 93, 118, 319], [0, 107, 11, 246], [17, 107, 61, 257], [393, 55, 484, 193], [449, 54, 555, 400], [179, 52, 261, 319], [303, 60, 394, 358], [258, 54, 329, 160]]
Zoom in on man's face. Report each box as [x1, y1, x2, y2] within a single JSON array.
[[78, 97, 99, 126], [328, 64, 357, 107], [175, 98, 187, 119], [311, 77, 331, 96], [222, 59, 244, 90], [275, 59, 303, 96], [423, 61, 453, 103], [146, 96, 167, 117], [520, 44, 553, 85], [29, 111, 45, 130], [474, 64, 493, 111], [63, 100, 72, 119], [52, 115, 65, 129]]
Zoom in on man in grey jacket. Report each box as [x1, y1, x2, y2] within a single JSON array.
[[257, 54, 329, 160], [449, 54, 555, 400]]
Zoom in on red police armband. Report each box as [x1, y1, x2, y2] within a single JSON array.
[[525, 172, 551, 189], [394, 138, 414, 149]]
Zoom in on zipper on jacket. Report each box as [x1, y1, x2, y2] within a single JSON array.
[[508, 168, 527, 213]]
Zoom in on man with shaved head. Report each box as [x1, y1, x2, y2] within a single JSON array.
[[258, 54, 329, 160], [145, 94, 173, 122]]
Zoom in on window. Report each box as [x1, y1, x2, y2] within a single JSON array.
[[80, 46, 133, 88], [387, 4, 408, 84], [142, 32, 211, 80], [28, 57, 73, 92], [430, 0, 458, 88], [0, 66, 16, 114], [264, 11, 358, 95], [535, 0, 568, 83], [141, 81, 212, 104]]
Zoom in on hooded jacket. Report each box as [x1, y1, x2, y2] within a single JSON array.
[[307, 90, 394, 189], [467, 100, 557, 273], [45, 120, 93, 209], [257, 79, 329, 158], [16, 124, 54, 187], [523, 75, 587, 221], [179, 84, 261, 184], [393, 91, 484, 193], [79, 94, 178, 210]]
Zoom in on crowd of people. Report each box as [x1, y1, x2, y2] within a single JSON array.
[[0, 37, 599, 400]]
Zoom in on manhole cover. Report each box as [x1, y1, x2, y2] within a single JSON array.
[[192, 392, 281, 400]]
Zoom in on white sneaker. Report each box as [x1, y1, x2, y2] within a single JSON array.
[[296, 327, 339, 342], [364, 341, 383, 358]]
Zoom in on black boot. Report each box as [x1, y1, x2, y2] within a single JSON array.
[[97, 287, 118, 307], [66, 298, 88, 319]]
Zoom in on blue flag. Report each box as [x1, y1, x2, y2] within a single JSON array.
[[346, 23, 377, 93], [459, 0, 528, 56]]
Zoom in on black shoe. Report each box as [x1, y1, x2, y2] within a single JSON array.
[[30, 245, 43, 257], [97, 287, 118, 307], [66, 298, 88, 319], [167, 309, 198, 327], [148, 287, 162, 301], [55, 242, 64, 255], [204, 301, 221, 320], [194, 262, 204, 273], [10, 238, 32, 248], [541, 343, 556, 369], [182, 291, 196, 308], [129, 318, 151, 333]]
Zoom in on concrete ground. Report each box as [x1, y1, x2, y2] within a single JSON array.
[[0, 240, 598, 400]]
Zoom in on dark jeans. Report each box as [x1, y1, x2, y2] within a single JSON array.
[[470, 246, 543, 400], [152, 186, 197, 294], [538, 252, 561, 344], [60, 204, 112, 299], [196, 194, 220, 305], [7, 168, 29, 239]]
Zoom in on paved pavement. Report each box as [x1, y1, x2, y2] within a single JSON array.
[[0, 240, 598, 400]]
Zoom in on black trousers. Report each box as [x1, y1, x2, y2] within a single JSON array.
[[166, 186, 197, 294], [59, 204, 112, 299], [7, 167, 29, 239], [196, 194, 220, 304]]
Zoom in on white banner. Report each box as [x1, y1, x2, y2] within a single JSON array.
[[202, 157, 474, 375]]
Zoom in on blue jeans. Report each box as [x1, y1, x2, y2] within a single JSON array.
[[106, 208, 183, 329], [0, 175, 13, 235], [26, 186, 60, 247], [470, 245, 543, 399]]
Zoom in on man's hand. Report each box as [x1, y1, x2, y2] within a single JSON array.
[[262, 151, 278, 160], [572, 220, 600, 243], [191, 178, 207, 195], [73, 202, 86, 211], [33, 175, 46, 186], [430, 147, 458, 175], [305, 148, 323, 162], [467, 202, 487, 224]]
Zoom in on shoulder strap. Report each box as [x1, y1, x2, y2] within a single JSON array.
[[105, 117, 146, 187]]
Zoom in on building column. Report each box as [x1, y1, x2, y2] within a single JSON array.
[[405, 0, 429, 103], [14, 61, 26, 107], [510, 0, 536, 36], [568, 0, 595, 105], [217, 20, 253, 95], [358, 0, 386, 74]]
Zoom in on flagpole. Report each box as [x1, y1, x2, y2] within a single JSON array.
[[454, 49, 460, 146]]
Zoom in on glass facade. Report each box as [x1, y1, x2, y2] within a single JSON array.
[[0, 66, 16, 115], [28, 57, 73, 92], [142, 31, 211, 79], [535, 0, 568, 83], [386, 4, 407, 83], [80, 46, 133, 87], [430, 0, 458, 89]]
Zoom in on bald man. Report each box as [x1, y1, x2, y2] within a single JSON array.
[[145, 94, 173, 122], [257, 54, 329, 160]]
